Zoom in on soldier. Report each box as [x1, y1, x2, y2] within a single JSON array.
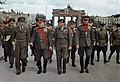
[[30, 14, 52, 74], [76, 16, 95, 73], [54, 19, 72, 75], [108, 24, 120, 64], [97, 23, 109, 63], [7, 18, 15, 68], [12, 17, 30, 75], [90, 23, 98, 65], [67, 20, 77, 67], [46, 22, 54, 63], [1, 20, 9, 62], [30, 15, 40, 61]]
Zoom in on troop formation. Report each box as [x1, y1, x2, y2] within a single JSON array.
[[0, 14, 120, 75]]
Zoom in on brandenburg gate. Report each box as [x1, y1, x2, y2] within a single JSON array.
[[52, 5, 86, 27]]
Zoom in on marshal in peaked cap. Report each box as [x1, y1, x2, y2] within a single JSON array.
[[18, 17, 25, 22], [82, 16, 89, 19], [35, 14, 46, 22], [116, 24, 120, 27], [57, 19, 65, 23]]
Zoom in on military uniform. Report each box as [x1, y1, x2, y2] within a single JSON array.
[[67, 21, 77, 67], [1, 20, 10, 62], [97, 24, 108, 63], [108, 24, 120, 64], [30, 23, 38, 61], [90, 24, 98, 65], [76, 16, 95, 73], [1, 26, 14, 64], [31, 26, 52, 73], [54, 19, 72, 75], [12, 17, 30, 75], [76, 25, 95, 73], [31, 14, 52, 74], [46, 23, 55, 63]]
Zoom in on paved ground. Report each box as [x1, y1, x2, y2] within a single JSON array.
[[0, 45, 120, 82]]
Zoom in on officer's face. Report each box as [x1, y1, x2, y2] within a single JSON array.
[[19, 21, 25, 27], [9, 21, 15, 27], [70, 23, 76, 29], [38, 21, 45, 27], [83, 18, 89, 25], [58, 22, 64, 27]]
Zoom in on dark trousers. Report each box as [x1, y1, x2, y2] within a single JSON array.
[[97, 46, 107, 62], [36, 49, 48, 70], [56, 46, 68, 72], [91, 45, 98, 63], [2, 42, 14, 64], [78, 46, 92, 70], [108, 45, 120, 62], [68, 46, 76, 65]]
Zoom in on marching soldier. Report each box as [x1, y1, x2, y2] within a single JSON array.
[[54, 19, 72, 75], [30, 15, 40, 61], [46, 22, 54, 63], [12, 17, 30, 75], [97, 23, 109, 63], [108, 24, 120, 64], [76, 16, 95, 73], [67, 20, 77, 67], [90, 23, 98, 65], [1, 20, 9, 62], [7, 18, 15, 68], [30, 14, 52, 74]]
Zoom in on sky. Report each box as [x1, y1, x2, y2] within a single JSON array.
[[0, 0, 120, 19]]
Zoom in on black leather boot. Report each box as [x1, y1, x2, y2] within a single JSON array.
[[37, 66, 42, 74], [63, 59, 67, 74], [43, 59, 47, 73]]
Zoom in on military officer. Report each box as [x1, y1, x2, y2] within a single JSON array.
[[30, 14, 52, 74], [97, 23, 109, 63], [54, 19, 72, 75], [7, 18, 15, 68], [90, 23, 98, 65], [46, 22, 54, 63], [76, 16, 95, 73], [12, 17, 30, 75], [1, 20, 9, 62], [108, 24, 120, 64], [67, 20, 77, 67], [30, 15, 40, 62]]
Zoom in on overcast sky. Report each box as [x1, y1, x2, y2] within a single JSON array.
[[1, 0, 120, 19]]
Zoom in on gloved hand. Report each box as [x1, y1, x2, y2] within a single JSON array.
[[49, 47, 53, 51], [29, 43, 33, 46], [68, 46, 72, 50]]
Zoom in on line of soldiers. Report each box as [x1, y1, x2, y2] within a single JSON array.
[[0, 15, 120, 76]]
